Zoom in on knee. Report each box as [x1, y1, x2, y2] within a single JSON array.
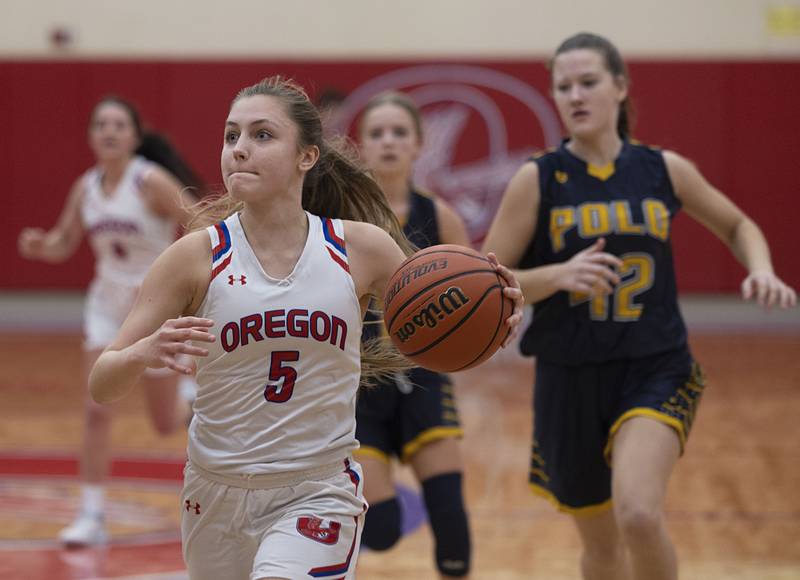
[[615, 502, 663, 544], [86, 399, 112, 425], [362, 498, 402, 551], [423, 472, 471, 577], [151, 416, 179, 437]]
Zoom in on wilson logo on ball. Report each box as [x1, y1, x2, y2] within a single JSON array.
[[394, 286, 470, 343], [384, 258, 448, 307]]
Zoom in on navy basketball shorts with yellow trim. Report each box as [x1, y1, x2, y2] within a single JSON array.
[[355, 367, 463, 463], [529, 347, 705, 515]]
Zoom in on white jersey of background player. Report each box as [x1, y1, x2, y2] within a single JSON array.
[[81, 155, 176, 348], [87, 78, 523, 580], [17, 96, 198, 547]]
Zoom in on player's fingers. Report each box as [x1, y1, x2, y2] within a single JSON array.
[[171, 317, 214, 328], [590, 278, 614, 296], [765, 283, 779, 309], [755, 278, 768, 306], [165, 357, 195, 375], [588, 252, 624, 270], [166, 342, 210, 357], [741, 278, 753, 301], [579, 237, 606, 255], [584, 264, 620, 285], [170, 328, 215, 343], [787, 287, 798, 308]]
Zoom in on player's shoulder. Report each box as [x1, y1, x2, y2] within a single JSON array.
[[343, 220, 393, 248], [529, 145, 558, 161]]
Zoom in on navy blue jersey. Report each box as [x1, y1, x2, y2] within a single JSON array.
[[519, 140, 688, 365], [402, 187, 442, 249]]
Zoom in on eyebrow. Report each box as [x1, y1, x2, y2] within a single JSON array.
[[225, 118, 282, 129]]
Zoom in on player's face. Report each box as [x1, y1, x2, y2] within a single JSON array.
[[551, 49, 627, 140], [221, 95, 316, 202], [359, 103, 421, 179], [88, 103, 140, 163]]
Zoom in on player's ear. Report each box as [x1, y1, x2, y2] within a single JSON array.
[[298, 145, 319, 173]]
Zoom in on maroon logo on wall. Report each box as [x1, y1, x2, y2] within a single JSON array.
[[336, 65, 561, 244]]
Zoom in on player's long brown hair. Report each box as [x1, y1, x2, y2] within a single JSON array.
[[190, 76, 414, 384]]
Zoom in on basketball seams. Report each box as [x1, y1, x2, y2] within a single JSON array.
[[403, 283, 502, 358], [385, 268, 498, 331], [399, 248, 490, 269], [452, 272, 512, 371]]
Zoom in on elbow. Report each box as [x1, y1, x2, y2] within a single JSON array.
[[88, 366, 117, 405]]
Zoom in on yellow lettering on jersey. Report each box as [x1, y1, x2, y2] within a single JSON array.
[[613, 253, 654, 321], [612, 200, 645, 234], [643, 199, 670, 241], [550, 207, 576, 252], [569, 290, 608, 320], [578, 203, 611, 238]]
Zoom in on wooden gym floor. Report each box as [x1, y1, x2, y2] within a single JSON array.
[[0, 314, 798, 579]]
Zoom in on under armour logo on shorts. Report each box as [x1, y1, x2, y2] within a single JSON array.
[[185, 500, 201, 514]]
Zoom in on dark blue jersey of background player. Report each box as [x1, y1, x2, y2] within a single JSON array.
[[355, 91, 476, 579], [483, 32, 795, 580], [519, 140, 687, 365]]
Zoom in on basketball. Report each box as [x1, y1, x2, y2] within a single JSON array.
[[382, 244, 513, 372]]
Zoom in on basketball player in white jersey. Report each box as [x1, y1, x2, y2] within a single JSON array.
[[87, 77, 524, 580], [17, 96, 201, 546]]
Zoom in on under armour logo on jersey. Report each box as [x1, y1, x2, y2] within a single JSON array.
[[296, 516, 341, 545], [555, 170, 568, 184], [228, 274, 247, 285], [185, 500, 201, 514]]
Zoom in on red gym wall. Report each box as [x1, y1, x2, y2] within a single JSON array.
[[2, 59, 798, 292]]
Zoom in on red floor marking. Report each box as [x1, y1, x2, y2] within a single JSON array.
[[0, 453, 184, 481]]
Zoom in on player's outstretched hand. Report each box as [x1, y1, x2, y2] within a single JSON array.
[[556, 238, 622, 296], [741, 272, 797, 309], [133, 317, 215, 374], [487, 252, 525, 347], [18, 228, 48, 260]]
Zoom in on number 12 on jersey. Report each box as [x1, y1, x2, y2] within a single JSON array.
[[264, 351, 300, 403], [569, 252, 655, 322]]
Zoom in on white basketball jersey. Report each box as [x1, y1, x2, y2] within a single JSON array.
[[81, 156, 176, 286], [190, 212, 363, 475]]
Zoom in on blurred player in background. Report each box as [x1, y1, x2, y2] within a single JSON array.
[[86, 76, 523, 580], [482, 32, 796, 580], [17, 96, 202, 547], [356, 91, 474, 578]]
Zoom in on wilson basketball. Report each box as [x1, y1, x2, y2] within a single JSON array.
[[382, 244, 513, 372]]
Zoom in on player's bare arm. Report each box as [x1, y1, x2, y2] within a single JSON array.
[[666, 150, 796, 308], [345, 220, 408, 313], [17, 177, 85, 263], [89, 230, 214, 403]]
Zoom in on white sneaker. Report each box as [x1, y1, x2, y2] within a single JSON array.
[[58, 512, 108, 547]]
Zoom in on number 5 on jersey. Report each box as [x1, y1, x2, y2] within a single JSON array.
[[264, 351, 300, 403]]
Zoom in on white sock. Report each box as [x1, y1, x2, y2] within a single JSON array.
[[81, 484, 105, 516]]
